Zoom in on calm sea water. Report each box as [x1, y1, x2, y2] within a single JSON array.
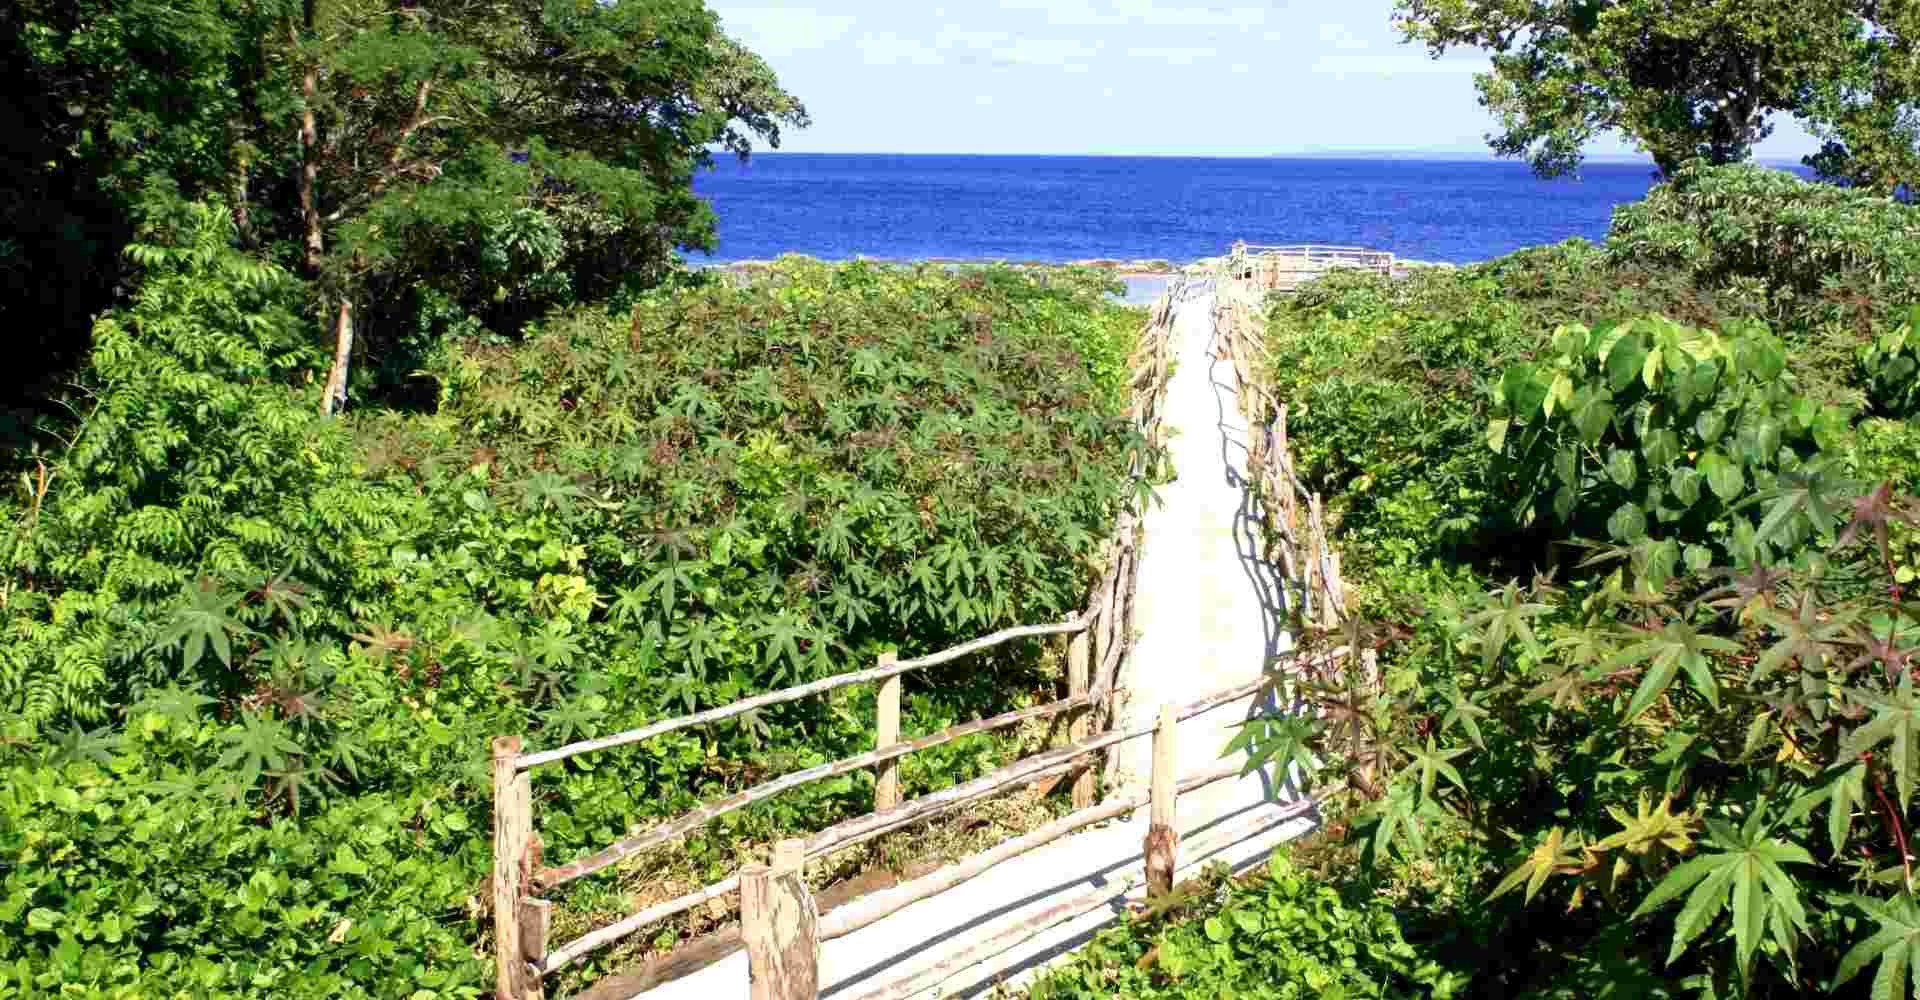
[[694, 154, 1690, 266]]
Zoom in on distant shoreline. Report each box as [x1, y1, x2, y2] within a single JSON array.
[[713, 150, 1815, 168], [704, 255, 1189, 279], [702, 253, 1462, 278]]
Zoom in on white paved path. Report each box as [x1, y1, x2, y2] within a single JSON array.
[[637, 281, 1308, 1000]]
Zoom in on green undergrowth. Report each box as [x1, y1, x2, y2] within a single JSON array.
[[1225, 165, 1920, 997], [1020, 854, 1468, 999], [0, 207, 1152, 998]]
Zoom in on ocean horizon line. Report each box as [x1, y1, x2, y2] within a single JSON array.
[[722, 149, 1813, 166]]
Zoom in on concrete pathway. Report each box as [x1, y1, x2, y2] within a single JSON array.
[[637, 281, 1308, 1000], [1111, 279, 1293, 811]]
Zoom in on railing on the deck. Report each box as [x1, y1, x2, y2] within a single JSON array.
[[488, 278, 1200, 1000], [1226, 241, 1396, 291]]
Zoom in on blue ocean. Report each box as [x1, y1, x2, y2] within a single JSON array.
[[692, 154, 1733, 267]]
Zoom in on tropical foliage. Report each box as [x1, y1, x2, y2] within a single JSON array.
[[1235, 166, 1920, 997], [0, 208, 1149, 997], [1025, 856, 1468, 1000], [1, 0, 807, 419]]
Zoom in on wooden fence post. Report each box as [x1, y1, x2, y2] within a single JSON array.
[[743, 838, 820, 1000], [492, 736, 543, 1000], [519, 899, 551, 986], [874, 652, 901, 811], [1144, 704, 1179, 899], [1325, 549, 1345, 626], [1067, 632, 1093, 809]]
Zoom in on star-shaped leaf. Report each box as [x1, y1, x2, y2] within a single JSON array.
[[152, 579, 248, 669], [1609, 620, 1741, 720], [1752, 590, 1855, 684], [1838, 481, 1920, 570], [1843, 675, 1920, 812], [1630, 813, 1813, 980], [1834, 894, 1920, 1000], [1463, 580, 1554, 670], [1489, 826, 1586, 904]]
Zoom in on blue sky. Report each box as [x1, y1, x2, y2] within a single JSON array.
[[713, 1, 1822, 160]]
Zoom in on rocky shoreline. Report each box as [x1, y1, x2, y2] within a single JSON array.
[[705, 253, 1461, 278], [706, 255, 1187, 278]]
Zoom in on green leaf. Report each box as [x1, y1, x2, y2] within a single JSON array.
[[1551, 323, 1587, 357], [1670, 467, 1703, 509], [152, 580, 247, 669], [1611, 621, 1738, 719], [1643, 428, 1682, 470], [1632, 853, 1723, 919], [1695, 408, 1728, 444], [1632, 822, 1813, 974], [1409, 735, 1470, 803], [1700, 450, 1745, 502], [1555, 445, 1579, 488], [1463, 581, 1553, 669], [1607, 503, 1648, 542], [1441, 683, 1489, 749], [1844, 676, 1920, 813], [1570, 386, 1616, 443], [1607, 448, 1639, 490], [1812, 404, 1853, 452], [1486, 417, 1510, 453], [1834, 895, 1920, 999], [1607, 335, 1649, 392], [1686, 360, 1720, 407], [1502, 364, 1550, 418], [330, 845, 370, 878], [1547, 372, 1575, 417], [1753, 417, 1783, 464]]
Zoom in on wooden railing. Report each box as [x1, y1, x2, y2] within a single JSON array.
[[487, 277, 1193, 1000], [1212, 263, 1353, 629], [1209, 251, 1387, 723], [1225, 241, 1395, 293], [728, 678, 1333, 1000]]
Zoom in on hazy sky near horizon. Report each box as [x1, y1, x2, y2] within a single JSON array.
[[712, 1, 1821, 161]]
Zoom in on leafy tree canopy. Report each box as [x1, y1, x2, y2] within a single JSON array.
[[1394, 0, 1920, 191], [1, 0, 807, 418]]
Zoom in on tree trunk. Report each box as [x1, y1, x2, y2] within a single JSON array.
[[298, 66, 323, 276], [231, 156, 252, 245], [323, 298, 353, 416], [294, 3, 323, 277]]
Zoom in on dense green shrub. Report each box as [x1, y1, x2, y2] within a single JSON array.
[[1245, 237, 1920, 997], [1024, 855, 1467, 1000], [0, 214, 1148, 996], [1606, 163, 1920, 343], [1265, 242, 1763, 580], [1859, 307, 1920, 418], [1489, 315, 1855, 569]]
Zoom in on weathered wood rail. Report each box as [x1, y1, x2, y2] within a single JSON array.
[[1211, 248, 1388, 740], [1212, 265, 1352, 629], [488, 277, 1193, 1000], [1226, 241, 1396, 294]]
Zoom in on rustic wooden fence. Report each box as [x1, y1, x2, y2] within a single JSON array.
[[486, 277, 1255, 1000], [1212, 263, 1352, 631], [1225, 241, 1395, 294], [1209, 257, 1389, 734]]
